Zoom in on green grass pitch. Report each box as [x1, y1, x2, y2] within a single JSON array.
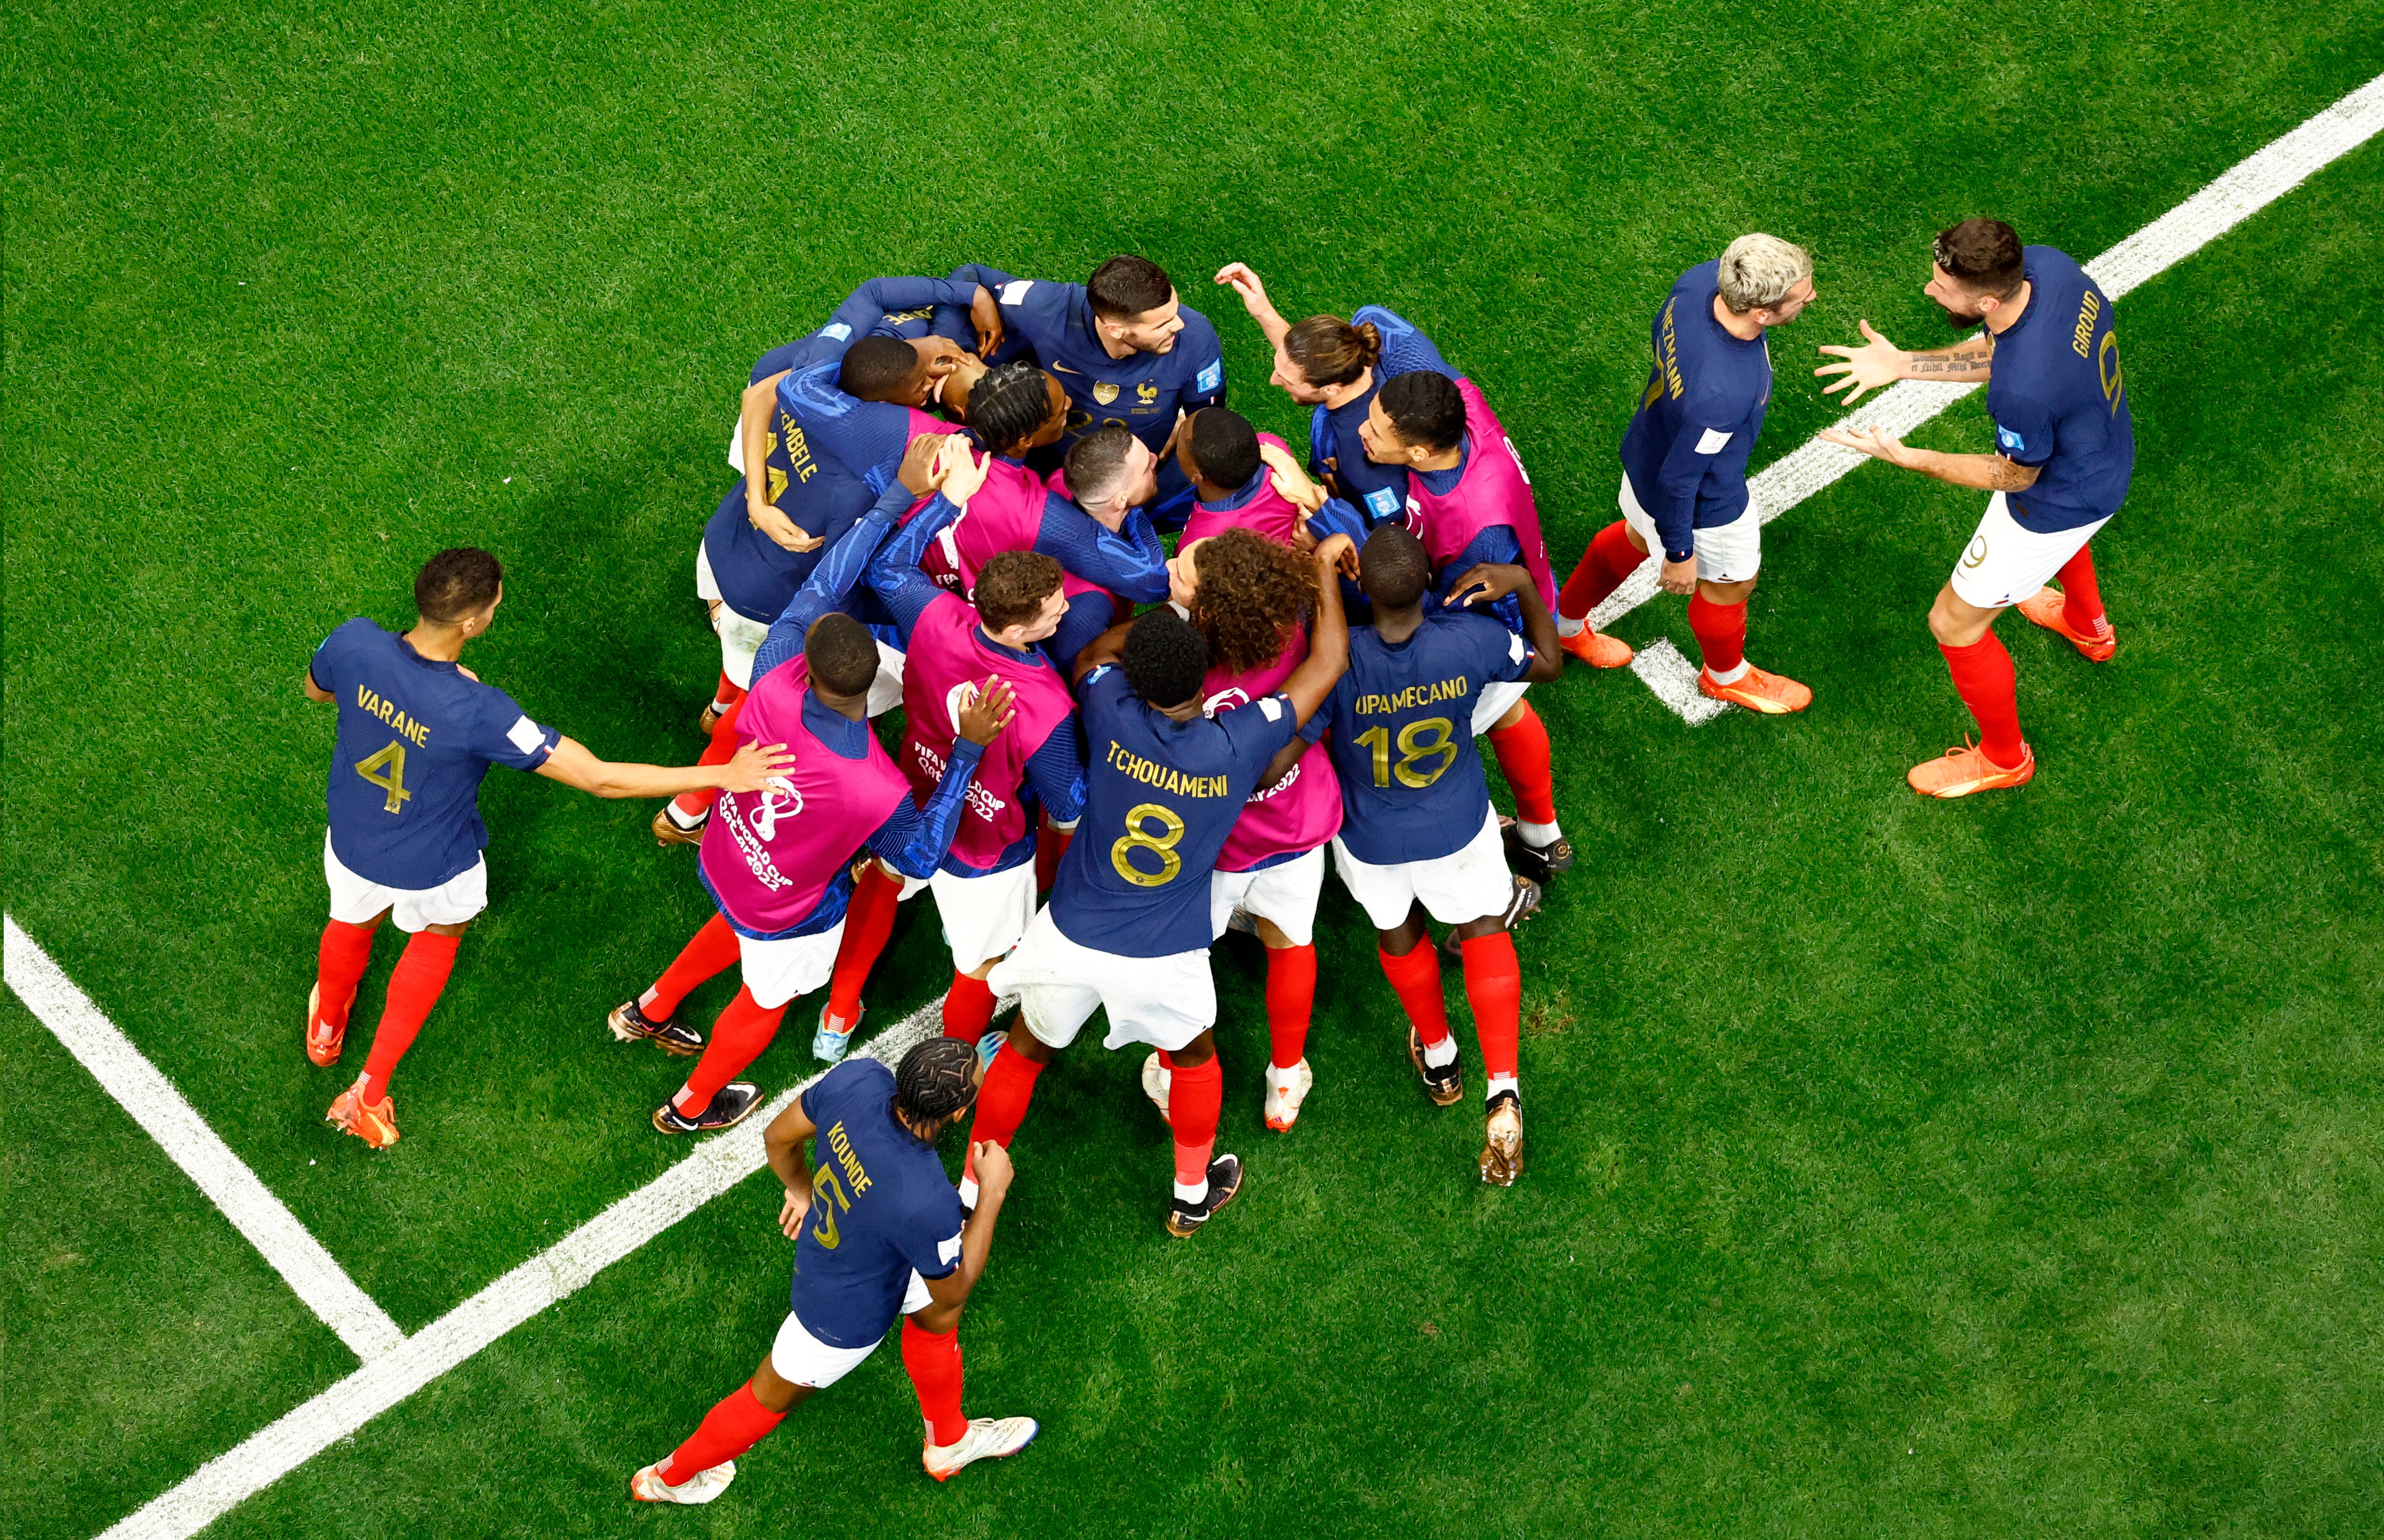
[[7, 2, 2384, 1535]]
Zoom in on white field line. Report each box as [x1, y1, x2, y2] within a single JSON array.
[[4, 917, 406, 1362], [36, 64, 2384, 1540], [1604, 68, 2384, 721], [79, 975, 961, 1540]]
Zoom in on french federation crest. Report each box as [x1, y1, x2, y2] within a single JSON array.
[[1093, 381, 1119, 406], [1137, 381, 1159, 404]]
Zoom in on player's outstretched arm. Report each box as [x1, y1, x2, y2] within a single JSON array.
[[1213, 262, 1291, 348], [534, 735, 796, 800], [1282, 533, 1355, 727], [1815, 320, 1993, 404], [925, 1140, 1012, 1308], [1447, 562, 1564, 683], [302, 668, 335, 703], [865, 680, 1014, 879], [762, 1098, 819, 1239], [1814, 425, 2043, 492]]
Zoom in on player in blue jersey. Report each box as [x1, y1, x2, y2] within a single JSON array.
[[943, 255, 1226, 525], [1554, 234, 1819, 702], [1817, 218, 2134, 797], [302, 548, 795, 1148], [631, 1038, 1037, 1503], [1310, 526, 1563, 1186], [1211, 261, 1458, 528], [968, 540, 1353, 1238]]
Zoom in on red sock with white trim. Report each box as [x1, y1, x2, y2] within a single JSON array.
[[1162, 1052, 1223, 1201], [1687, 591, 1750, 683], [709, 671, 748, 718], [2056, 545, 2111, 639], [1938, 632, 2027, 769], [1265, 942, 1317, 1071], [641, 913, 741, 1022], [1458, 932, 1523, 1106], [901, 1318, 968, 1447], [1484, 704, 1560, 838], [1378, 940, 1454, 1061], [358, 930, 461, 1103], [672, 986, 786, 1115], [823, 862, 902, 1027], [314, 918, 377, 1030], [1556, 520, 1645, 632], [669, 697, 744, 824], [657, 1379, 784, 1486], [942, 972, 997, 1042]]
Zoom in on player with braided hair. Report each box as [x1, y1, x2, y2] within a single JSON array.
[[1161, 528, 1346, 1131], [631, 1037, 1037, 1504]]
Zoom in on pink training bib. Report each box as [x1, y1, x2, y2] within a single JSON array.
[[1403, 379, 1557, 606], [897, 594, 1078, 872], [699, 655, 911, 933], [902, 456, 1107, 605], [1202, 624, 1343, 870], [1182, 432, 1305, 547]]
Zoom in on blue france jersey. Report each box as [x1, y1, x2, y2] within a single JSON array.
[[788, 1059, 966, 1350], [1618, 260, 1772, 562], [1308, 305, 1458, 524], [1984, 246, 2134, 533], [1317, 612, 1532, 866], [948, 267, 1227, 456], [310, 620, 560, 889], [1052, 666, 1299, 958]]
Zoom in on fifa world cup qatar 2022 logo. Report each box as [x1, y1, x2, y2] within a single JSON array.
[[747, 778, 805, 842]]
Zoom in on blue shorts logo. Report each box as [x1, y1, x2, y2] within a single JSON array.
[[1195, 360, 1223, 393], [1363, 486, 1401, 520], [1995, 423, 2026, 454]]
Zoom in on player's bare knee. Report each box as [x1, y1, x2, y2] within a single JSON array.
[[1006, 1020, 1058, 1064], [1700, 577, 1757, 606], [425, 919, 472, 938], [907, 1299, 963, 1336], [1165, 1031, 1217, 1068], [750, 1353, 812, 1413], [1492, 699, 1528, 732]]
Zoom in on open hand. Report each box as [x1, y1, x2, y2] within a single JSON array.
[[777, 1186, 811, 1240], [1445, 560, 1528, 609], [1816, 424, 1911, 466], [897, 432, 949, 495], [1814, 320, 1907, 404], [719, 739, 799, 793], [750, 502, 826, 553], [936, 436, 991, 504], [1260, 441, 1325, 513], [956, 676, 1017, 746]]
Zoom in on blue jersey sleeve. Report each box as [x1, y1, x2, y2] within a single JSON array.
[[1467, 614, 1536, 686], [1357, 306, 1457, 381], [1022, 714, 1088, 825], [754, 482, 912, 680], [1303, 495, 1368, 547], [461, 683, 560, 772], [1650, 401, 1742, 561], [1992, 393, 2059, 469], [1176, 310, 1227, 406], [782, 362, 912, 494], [1034, 495, 1170, 602], [865, 739, 987, 879], [866, 491, 963, 641], [898, 1185, 966, 1282], [1217, 692, 1301, 779]]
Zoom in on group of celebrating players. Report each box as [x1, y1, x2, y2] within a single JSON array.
[[292, 218, 2132, 1500]]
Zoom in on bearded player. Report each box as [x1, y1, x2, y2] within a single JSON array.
[[630, 1037, 1036, 1503], [969, 549, 1352, 1236], [303, 547, 794, 1147], [1309, 526, 1563, 1185], [1552, 233, 1818, 709], [1816, 218, 2131, 796]]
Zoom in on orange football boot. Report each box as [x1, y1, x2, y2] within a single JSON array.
[[1556, 626, 1634, 668], [305, 983, 354, 1067], [2015, 586, 2116, 661], [1907, 737, 2036, 798], [326, 1075, 401, 1148], [1697, 665, 1811, 714]]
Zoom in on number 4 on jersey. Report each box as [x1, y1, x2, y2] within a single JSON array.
[[354, 740, 411, 813]]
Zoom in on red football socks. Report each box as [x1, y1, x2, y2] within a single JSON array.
[[1557, 520, 1646, 621], [2056, 545, 2111, 638], [673, 986, 786, 1114], [1485, 704, 1558, 827], [709, 671, 748, 714], [1034, 821, 1073, 892], [823, 862, 903, 1025], [1686, 591, 1749, 676], [1378, 940, 1453, 1049], [657, 1379, 785, 1486], [671, 696, 744, 820], [1265, 942, 1318, 1070], [1161, 1051, 1222, 1188], [942, 972, 997, 1043], [967, 1040, 1044, 1150], [642, 912, 741, 1022], [1939, 632, 2027, 769], [901, 1318, 968, 1447], [1458, 933, 1522, 1088], [358, 930, 461, 1103], [314, 919, 377, 1030]]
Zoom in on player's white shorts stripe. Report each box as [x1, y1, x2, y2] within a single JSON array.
[[1947, 492, 2112, 611], [767, 1270, 933, 1388], [1617, 472, 1761, 585], [324, 833, 488, 933], [988, 906, 1214, 1053], [1331, 808, 1512, 931], [1209, 845, 1327, 947], [894, 860, 1039, 972]]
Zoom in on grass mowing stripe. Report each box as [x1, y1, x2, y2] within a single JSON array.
[[1598, 66, 2384, 720], [87, 992, 980, 1540], [2, 917, 406, 1364]]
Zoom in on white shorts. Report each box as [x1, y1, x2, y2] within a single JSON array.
[[767, 1270, 934, 1388], [895, 860, 1039, 972], [1472, 678, 1531, 734], [1618, 471, 1760, 584], [324, 832, 487, 933], [737, 921, 846, 1011], [696, 542, 906, 713], [1948, 492, 2111, 610], [1331, 807, 1512, 931], [987, 906, 1215, 1053], [1210, 846, 1327, 947]]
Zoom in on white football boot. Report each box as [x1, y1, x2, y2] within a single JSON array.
[[1140, 1052, 1171, 1119], [1263, 1058, 1314, 1132], [922, 1416, 1039, 1481], [630, 1460, 736, 1504]]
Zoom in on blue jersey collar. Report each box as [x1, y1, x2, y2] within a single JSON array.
[[801, 691, 872, 759], [1414, 435, 1470, 497], [1196, 467, 1270, 513]]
